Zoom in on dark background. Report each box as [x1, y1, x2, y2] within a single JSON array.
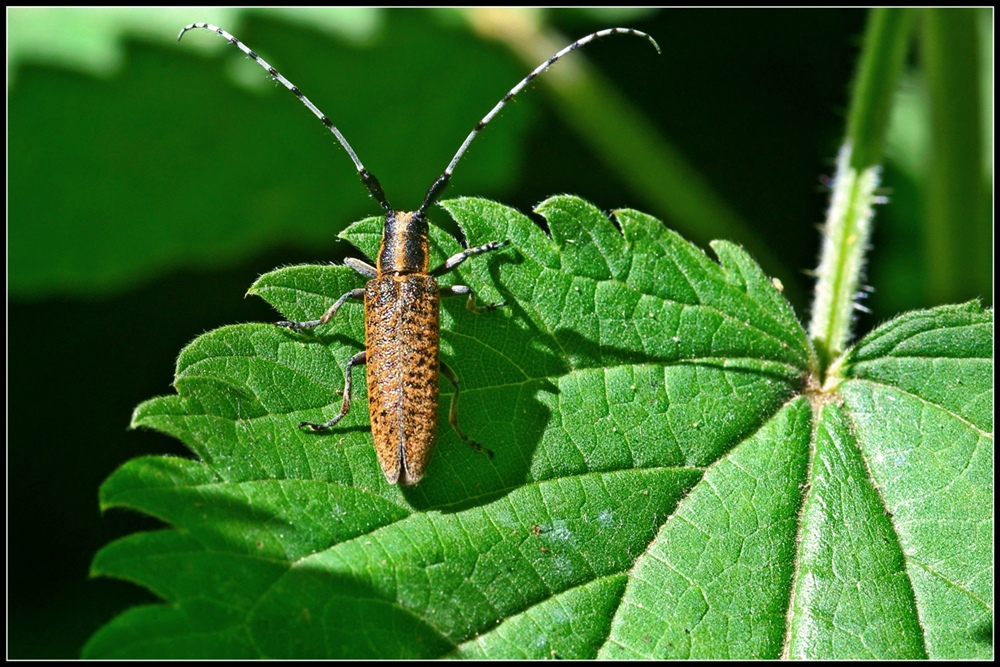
[[7, 8, 990, 657]]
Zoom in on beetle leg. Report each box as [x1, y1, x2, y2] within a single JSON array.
[[439, 361, 494, 459], [441, 284, 506, 314], [344, 257, 377, 278], [431, 239, 510, 276], [277, 288, 365, 331], [299, 351, 367, 431]]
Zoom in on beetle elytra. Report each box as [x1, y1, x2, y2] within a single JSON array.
[[178, 23, 660, 484]]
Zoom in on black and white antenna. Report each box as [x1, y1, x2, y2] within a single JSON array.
[[178, 23, 660, 216]]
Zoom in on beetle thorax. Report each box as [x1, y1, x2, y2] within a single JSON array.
[[377, 210, 430, 275]]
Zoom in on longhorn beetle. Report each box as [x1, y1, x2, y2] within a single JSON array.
[[179, 23, 660, 485]]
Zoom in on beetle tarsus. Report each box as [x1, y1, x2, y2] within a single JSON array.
[[277, 319, 321, 331]]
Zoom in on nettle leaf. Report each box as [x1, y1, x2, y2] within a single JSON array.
[[88, 196, 992, 659]]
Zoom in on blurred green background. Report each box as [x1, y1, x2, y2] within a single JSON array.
[[7, 8, 991, 657]]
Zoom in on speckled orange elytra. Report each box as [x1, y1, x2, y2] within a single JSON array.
[[179, 23, 659, 484]]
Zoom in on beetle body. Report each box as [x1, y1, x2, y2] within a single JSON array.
[[272, 205, 507, 485], [365, 210, 440, 484], [178, 23, 659, 484], [365, 273, 440, 484]]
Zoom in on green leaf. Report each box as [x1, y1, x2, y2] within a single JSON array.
[[832, 303, 993, 659], [88, 196, 991, 658]]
